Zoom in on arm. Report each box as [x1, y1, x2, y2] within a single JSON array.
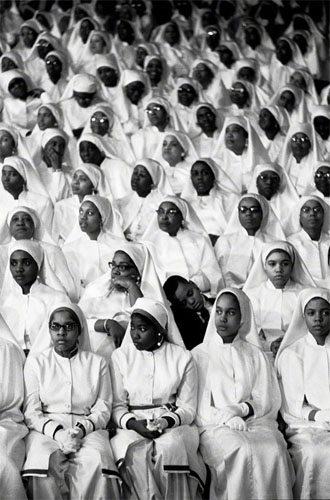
[[0, 342, 25, 425]]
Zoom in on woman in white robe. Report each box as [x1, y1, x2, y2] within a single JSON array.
[[62, 195, 125, 298], [79, 241, 169, 357], [243, 240, 315, 358], [248, 162, 299, 228], [65, 16, 100, 70], [0, 330, 28, 500], [111, 297, 206, 500], [303, 161, 330, 205], [115, 69, 149, 136], [190, 58, 230, 109], [214, 193, 285, 288], [52, 162, 113, 246], [254, 105, 288, 162], [213, 116, 270, 194], [285, 195, 330, 287], [39, 50, 72, 103], [311, 105, 330, 159], [268, 36, 305, 91], [74, 29, 112, 75], [15, 20, 41, 62], [269, 84, 309, 124], [23, 31, 62, 88], [143, 54, 174, 100], [0, 240, 69, 356], [117, 159, 174, 241], [192, 103, 223, 156], [0, 155, 53, 228], [23, 302, 121, 500], [276, 287, 330, 500], [142, 195, 224, 296], [168, 78, 201, 137], [0, 205, 77, 301], [192, 287, 294, 500], [0, 51, 23, 73], [280, 122, 324, 196], [94, 54, 123, 116], [181, 157, 239, 244]]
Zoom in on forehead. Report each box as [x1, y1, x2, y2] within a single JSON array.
[[292, 132, 309, 140], [174, 280, 191, 299], [113, 250, 133, 264], [134, 164, 149, 174], [131, 313, 152, 326], [0, 130, 14, 139], [266, 250, 291, 261], [92, 111, 108, 120], [9, 78, 25, 86], [192, 161, 212, 173], [159, 201, 180, 211], [126, 81, 144, 90], [10, 249, 32, 259], [46, 136, 65, 146], [226, 124, 245, 134], [239, 197, 261, 208], [258, 169, 280, 178], [46, 55, 61, 63], [38, 106, 53, 115], [216, 293, 240, 309], [147, 102, 165, 110], [73, 91, 94, 98], [80, 140, 97, 149], [2, 165, 18, 173], [179, 84, 195, 91], [305, 297, 329, 310], [51, 309, 76, 323], [197, 106, 214, 116], [316, 166, 330, 173], [280, 90, 294, 99], [163, 135, 179, 145], [301, 200, 322, 209], [81, 200, 97, 211], [11, 211, 33, 221], [147, 58, 161, 67]]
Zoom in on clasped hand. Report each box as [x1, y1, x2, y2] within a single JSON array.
[[127, 418, 168, 439], [55, 428, 83, 454]]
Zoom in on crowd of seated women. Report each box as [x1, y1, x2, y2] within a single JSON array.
[[0, 0, 329, 498]]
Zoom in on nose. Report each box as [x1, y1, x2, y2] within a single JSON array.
[[219, 312, 227, 322]]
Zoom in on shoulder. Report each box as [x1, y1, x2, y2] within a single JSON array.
[[24, 347, 54, 370], [78, 349, 107, 367]]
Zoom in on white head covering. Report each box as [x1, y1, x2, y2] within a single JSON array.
[[280, 121, 322, 168], [143, 95, 184, 130], [169, 77, 201, 107], [311, 105, 330, 154], [65, 194, 124, 244], [259, 104, 290, 133], [95, 53, 120, 74], [0, 205, 55, 245], [134, 158, 174, 194], [153, 129, 198, 167], [124, 296, 185, 347], [77, 132, 118, 160], [243, 240, 316, 291], [284, 195, 330, 237], [269, 83, 308, 122], [276, 287, 329, 367], [73, 163, 113, 199], [45, 49, 72, 79], [41, 127, 68, 149], [248, 162, 299, 206], [0, 51, 23, 72], [190, 58, 230, 108], [303, 160, 330, 197], [1, 156, 50, 199], [0, 68, 32, 95], [26, 30, 61, 61], [60, 73, 101, 102]]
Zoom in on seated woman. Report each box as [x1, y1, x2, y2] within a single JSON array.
[[77, 132, 132, 200], [303, 161, 330, 205], [95, 54, 122, 115], [0, 51, 23, 73], [0, 156, 53, 228], [75, 29, 112, 74], [225, 79, 260, 123], [248, 162, 299, 228], [0, 206, 77, 301], [256, 105, 288, 162], [0, 68, 41, 133], [142, 195, 223, 296], [192, 288, 294, 500], [63, 195, 125, 298], [181, 158, 239, 245], [190, 59, 229, 109], [213, 116, 269, 194], [276, 288, 330, 500], [111, 297, 206, 500], [40, 50, 71, 103], [144, 54, 174, 99], [0, 323, 28, 500], [192, 103, 223, 157], [23, 31, 60, 88], [153, 131, 198, 195], [23, 302, 121, 499], [117, 159, 173, 241], [270, 84, 308, 124], [53, 163, 112, 246], [243, 240, 315, 358], [79, 241, 169, 357], [169, 78, 201, 137], [286, 195, 330, 287], [288, 67, 320, 114], [214, 193, 285, 288], [280, 122, 324, 196], [234, 57, 272, 106], [0, 240, 69, 356], [311, 105, 330, 158], [116, 69, 148, 135]]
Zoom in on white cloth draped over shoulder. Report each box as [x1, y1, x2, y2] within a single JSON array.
[[192, 288, 294, 500], [142, 195, 224, 296], [214, 193, 285, 287], [276, 288, 330, 500], [243, 240, 316, 351], [117, 159, 174, 241]]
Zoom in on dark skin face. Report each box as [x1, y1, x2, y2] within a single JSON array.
[[258, 108, 279, 136], [290, 71, 307, 92], [164, 23, 180, 46], [230, 82, 249, 108], [1, 57, 17, 72], [238, 197, 263, 236], [178, 84, 197, 107], [314, 166, 330, 197], [79, 141, 104, 165], [131, 164, 153, 197], [90, 112, 110, 136], [244, 27, 260, 49], [218, 45, 234, 68], [193, 64, 214, 89], [135, 46, 147, 68], [293, 33, 308, 55], [197, 106, 217, 136], [10, 250, 38, 295], [313, 116, 330, 141], [225, 124, 248, 155], [264, 250, 293, 289], [8, 78, 28, 100], [130, 313, 160, 351], [146, 59, 163, 86], [117, 21, 135, 44], [37, 107, 57, 131], [205, 27, 220, 50], [157, 201, 183, 236], [191, 161, 215, 196], [79, 19, 94, 43], [110, 250, 140, 286], [73, 91, 95, 108], [276, 40, 292, 65], [256, 170, 280, 200], [45, 55, 62, 83], [97, 66, 118, 87], [291, 133, 311, 162], [36, 39, 53, 60], [10, 212, 35, 240], [21, 27, 38, 48], [304, 298, 330, 346], [0, 131, 16, 160], [79, 200, 102, 240], [237, 67, 255, 83], [50, 310, 80, 357], [125, 81, 145, 105], [299, 200, 324, 237], [215, 293, 241, 344], [2, 166, 25, 198], [278, 91, 295, 113], [146, 104, 168, 130], [172, 280, 204, 312], [71, 169, 94, 199]]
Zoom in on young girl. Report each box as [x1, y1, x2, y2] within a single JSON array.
[[276, 288, 330, 499], [193, 288, 294, 499]]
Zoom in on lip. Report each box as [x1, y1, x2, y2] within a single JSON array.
[[14, 275, 24, 280]]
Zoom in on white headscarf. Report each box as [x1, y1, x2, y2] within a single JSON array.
[[284, 195, 330, 238], [1, 155, 50, 199], [280, 121, 322, 169], [0, 68, 32, 95], [269, 84, 308, 122], [153, 129, 198, 167], [73, 163, 113, 199], [0, 205, 55, 245]]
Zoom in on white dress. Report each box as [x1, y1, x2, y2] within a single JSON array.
[[111, 341, 206, 499], [23, 347, 120, 499]]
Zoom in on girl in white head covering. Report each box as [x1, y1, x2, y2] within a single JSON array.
[[243, 240, 315, 357], [15, 19, 41, 62], [248, 162, 299, 227], [94, 53, 122, 113], [0, 239, 69, 354], [192, 287, 294, 500], [285, 195, 330, 287], [0, 206, 77, 301], [214, 193, 285, 288], [110, 296, 206, 500], [181, 158, 239, 243], [117, 159, 174, 241], [288, 66, 320, 113], [233, 57, 272, 105], [153, 130, 198, 195], [0, 122, 34, 165], [52, 163, 113, 246], [60, 73, 102, 137], [213, 116, 270, 193], [280, 122, 324, 196], [131, 96, 184, 160], [276, 288, 330, 500], [0, 69, 41, 133], [23, 301, 121, 500], [0, 156, 53, 229], [142, 194, 224, 295], [77, 132, 132, 200], [236, 19, 274, 67], [168, 77, 202, 136], [62, 195, 125, 298], [217, 40, 243, 89]]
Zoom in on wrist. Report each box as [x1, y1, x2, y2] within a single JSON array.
[[126, 418, 137, 430]]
